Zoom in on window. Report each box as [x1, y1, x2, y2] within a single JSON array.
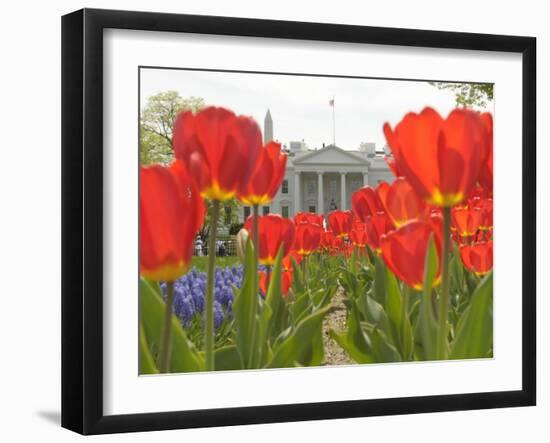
[[262, 206, 270, 215], [329, 179, 337, 197], [307, 179, 315, 195], [243, 206, 251, 219], [281, 206, 289, 218], [281, 179, 288, 194], [308, 205, 316, 213]]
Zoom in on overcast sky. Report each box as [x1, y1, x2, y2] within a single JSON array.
[[140, 68, 492, 151]]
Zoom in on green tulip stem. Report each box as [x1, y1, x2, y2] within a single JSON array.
[[158, 281, 175, 373], [437, 206, 452, 360], [266, 265, 271, 293], [401, 284, 410, 360], [246, 204, 260, 368], [253, 204, 260, 300], [253, 204, 259, 283], [302, 256, 308, 290], [205, 200, 220, 371]]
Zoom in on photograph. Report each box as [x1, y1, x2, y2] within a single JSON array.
[[138, 67, 494, 374], [0, 0, 544, 440]]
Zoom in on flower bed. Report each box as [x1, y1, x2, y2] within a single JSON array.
[[139, 105, 493, 374]]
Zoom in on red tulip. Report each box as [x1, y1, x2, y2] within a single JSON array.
[[140, 161, 205, 281], [384, 156, 403, 177], [428, 212, 444, 240], [451, 230, 460, 245], [380, 219, 443, 290], [352, 219, 367, 231], [173, 106, 262, 201], [472, 198, 493, 231], [350, 226, 368, 248], [282, 270, 293, 296], [473, 230, 487, 243], [282, 251, 303, 271], [293, 222, 323, 256], [238, 142, 287, 205], [294, 212, 324, 227], [430, 207, 443, 218], [352, 186, 384, 222], [344, 244, 355, 258], [260, 269, 293, 298], [365, 212, 394, 253], [376, 181, 390, 208], [460, 241, 493, 275], [328, 210, 354, 238], [478, 113, 493, 194], [451, 206, 482, 237], [330, 236, 345, 255], [244, 214, 295, 266], [383, 107, 490, 207], [467, 184, 490, 202], [379, 177, 429, 227], [320, 229, 335, 251]]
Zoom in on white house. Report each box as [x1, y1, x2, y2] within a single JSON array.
[[240, 110, 395, 221]]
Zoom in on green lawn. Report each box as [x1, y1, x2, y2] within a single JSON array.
[[191, 255, 241, 272]]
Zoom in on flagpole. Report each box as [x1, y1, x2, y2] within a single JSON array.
[[332, 96, 336, 146]]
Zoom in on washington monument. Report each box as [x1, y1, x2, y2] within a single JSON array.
[[264, 109, 273, 144]]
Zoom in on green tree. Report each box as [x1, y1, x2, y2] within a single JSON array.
[[140, 91, 205, 165], [429, 82, 494, 108]]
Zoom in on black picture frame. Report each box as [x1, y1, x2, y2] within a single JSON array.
[[61, 8, 537, 435]]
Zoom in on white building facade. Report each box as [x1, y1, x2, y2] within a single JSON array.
[[240, 110, 395, 221]]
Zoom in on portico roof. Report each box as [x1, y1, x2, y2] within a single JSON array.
[[291, 145, 371, 167]]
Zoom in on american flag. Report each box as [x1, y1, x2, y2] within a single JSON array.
[[329, 98, 334, 106]]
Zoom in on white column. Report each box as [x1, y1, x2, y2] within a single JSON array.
[[362, 172, 368, 187], [317, 172, 324, 215], [294, 171, 301, 215], [340, 172, 347, 210]]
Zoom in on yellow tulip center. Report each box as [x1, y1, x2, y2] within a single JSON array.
[[141, 261, 189, 282], [429, 189, 464, 207], [201, 181, 236, 201]]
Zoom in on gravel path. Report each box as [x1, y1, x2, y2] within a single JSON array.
[[322, 288, 353, 366]]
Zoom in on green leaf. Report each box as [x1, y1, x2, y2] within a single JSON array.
[[450, 272, 493, 359], [400, 288, 414, 361], [361, 294, 391, 335], [232, 238, 259, 368], [267, 306, 330, 368], [350, 246, 358, 276], [140, 278, 203, 372], [330, 298, 374, 364], [384, 270, 414, 360], [338, 268, 357, 298], [385, 269, 403, 342], [255, 297, 272, 368], [373, 255, 387, 305], [408, 296, 421, 324], [304, 323, 325, 366], [311, 287, 332, 309], [139, 323, 158, 374], [289, 290, 312, 325], [265, 247, 286, 341], [451, 245, 466, 296], [415, 236, 439, 361], [368, 326, 402, 362], [214, 345, 243, 371], [331, 330, 372, 364], [291, 255, 305, 294]]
